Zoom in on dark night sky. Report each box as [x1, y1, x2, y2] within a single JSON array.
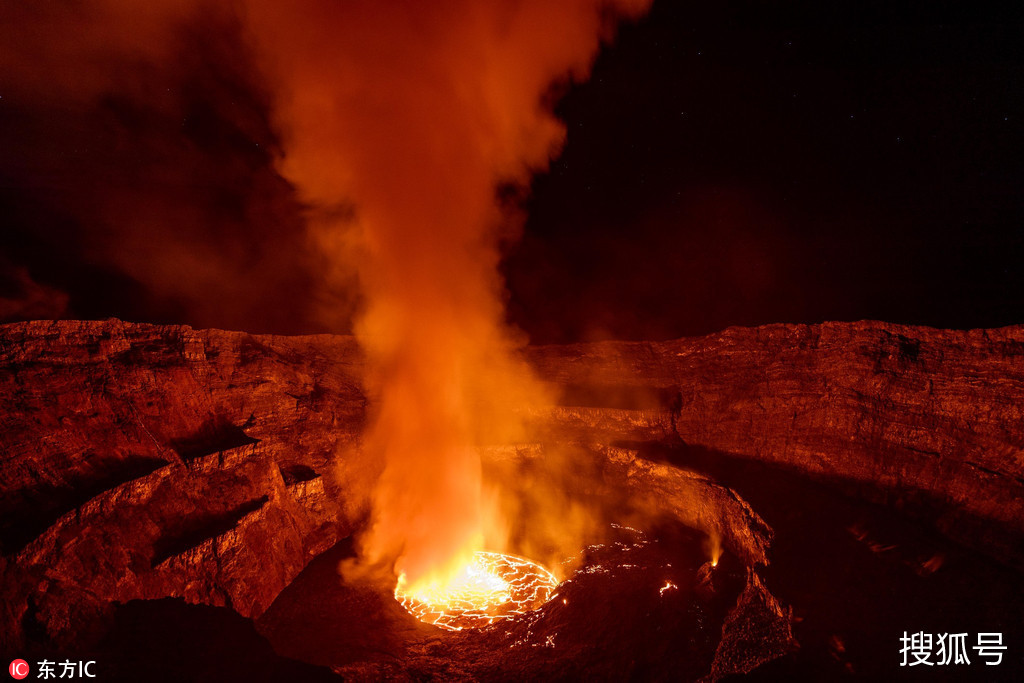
[[2, 0, 1023, 343]]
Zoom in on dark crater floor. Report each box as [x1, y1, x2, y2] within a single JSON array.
[[79, 452, 1024, 682], [255, 523, 740, 681], [652, 444, 1024, 682]]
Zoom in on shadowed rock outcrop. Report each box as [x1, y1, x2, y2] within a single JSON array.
[[527, 322, 1024, 566], [0, 320, 366, 650]]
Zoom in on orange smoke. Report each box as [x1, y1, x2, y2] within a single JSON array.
[[244, 0, 651, 587], [0, 0, 332, 333]]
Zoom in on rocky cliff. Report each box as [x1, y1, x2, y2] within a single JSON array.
[[1, 318, 1021, 665], [0, 320, 365, 650], [527, 321, 1024, 566]]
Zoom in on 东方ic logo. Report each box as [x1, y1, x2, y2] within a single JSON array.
[[8, 660, 29, 680]]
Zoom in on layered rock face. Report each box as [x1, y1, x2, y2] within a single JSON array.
[[1, 318, 1021, 659], [0, 320, 367, 650], [527, 322, 1024, 566]]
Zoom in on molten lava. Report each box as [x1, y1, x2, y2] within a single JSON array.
[[394, 551, 558, 631]]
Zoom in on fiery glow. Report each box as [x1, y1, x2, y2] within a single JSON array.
[[395, 551, 558, 631], [708, 532, 722, 567], [244, 0, 653, 592], [659, 580, 678, 596]]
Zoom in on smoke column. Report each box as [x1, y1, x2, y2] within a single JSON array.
[[246, 0, 651, 587], [2, 0, 650, 585]]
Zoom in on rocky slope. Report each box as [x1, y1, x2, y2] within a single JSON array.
[[0, 320, 366, 650], [526, 321, 1024, 565], [1, 318, 1021, 667]]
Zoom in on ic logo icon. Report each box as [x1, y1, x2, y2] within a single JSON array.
[[8, 660, 29, 680]]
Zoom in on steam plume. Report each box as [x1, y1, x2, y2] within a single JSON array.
[[4, 0, 652, 585], [245, 0, 650, 585]]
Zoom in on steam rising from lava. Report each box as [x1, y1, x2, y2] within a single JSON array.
[[245, 0, 651, 598], [4, 0, 652, 609]]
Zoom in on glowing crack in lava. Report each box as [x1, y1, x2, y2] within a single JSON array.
[[395, 551, 559, 631]]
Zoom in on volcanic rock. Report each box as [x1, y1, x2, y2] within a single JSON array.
[[526, 321, 1024, 566], [1, 318, 1022, 679], [0, 320, 365, 650]]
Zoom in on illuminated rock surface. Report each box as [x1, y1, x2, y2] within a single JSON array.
[[1, 319, 1022, 680]]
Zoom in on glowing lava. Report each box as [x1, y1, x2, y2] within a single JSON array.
[[395, 551, 558, 631]]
